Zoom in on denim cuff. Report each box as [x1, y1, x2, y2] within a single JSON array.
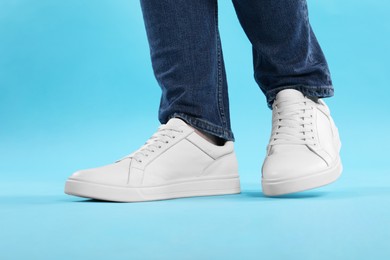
[[265, 84, 334, 109], [166, 112, 235, 141]]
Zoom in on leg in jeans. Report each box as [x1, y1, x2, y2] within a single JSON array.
[[230, 0, 342, 195], [140, 0, 234, 141], [65, 0, 241, 201], [231, 0, 333, 108]]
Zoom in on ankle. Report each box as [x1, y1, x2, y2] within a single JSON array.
[[192, 127, 226, 146]]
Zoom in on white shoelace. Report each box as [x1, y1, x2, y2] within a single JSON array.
[[269, 97, 316, 146], [119, 125, 183, 163]]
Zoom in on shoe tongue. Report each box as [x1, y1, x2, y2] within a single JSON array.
[[275, 89, 304, 101], [165, 117, 189, 128]]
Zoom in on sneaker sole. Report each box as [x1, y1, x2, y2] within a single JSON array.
[[262, 158, 342, 196], [65, 176, 241, 202]]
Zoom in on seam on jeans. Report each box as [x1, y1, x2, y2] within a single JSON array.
[[214, 0, 227, 129], [302, 0, 309, 27]]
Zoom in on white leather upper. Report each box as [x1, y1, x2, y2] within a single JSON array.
[[70, 118, 239, 187], [262, 89, 341, 180]]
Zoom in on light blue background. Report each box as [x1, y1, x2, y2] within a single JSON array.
[[1, 0, 389, 259]]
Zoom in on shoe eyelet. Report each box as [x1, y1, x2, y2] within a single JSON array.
[[165, 141, 169, 143], [158, 146, 161, 148]]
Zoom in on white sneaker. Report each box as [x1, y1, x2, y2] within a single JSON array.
[[65, 118, 241, 202], [262, 89, 342, 196]]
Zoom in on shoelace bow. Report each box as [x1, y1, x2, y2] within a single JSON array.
[[119, 125, 183, 163], [269, 98, 317, 146]]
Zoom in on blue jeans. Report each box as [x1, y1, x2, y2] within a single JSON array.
[[140, 0, 333, 141]]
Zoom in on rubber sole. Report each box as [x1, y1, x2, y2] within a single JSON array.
[[65, 176, 241, 202], [262, 158, 343, 196]]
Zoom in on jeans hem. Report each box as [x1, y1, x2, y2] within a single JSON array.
[[265, 84, 334, 109], [167, 112, 235, 141]]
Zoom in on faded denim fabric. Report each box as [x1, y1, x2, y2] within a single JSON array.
[[140, 0, 333, 141]]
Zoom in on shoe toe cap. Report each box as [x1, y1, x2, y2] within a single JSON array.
[[262, 149, 328, 181], [69, 159, 132, 186]]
